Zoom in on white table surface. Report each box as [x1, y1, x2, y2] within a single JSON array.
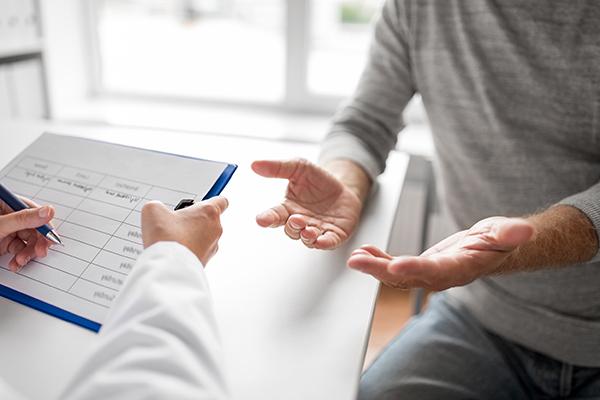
[[0, 120, 409, 400]]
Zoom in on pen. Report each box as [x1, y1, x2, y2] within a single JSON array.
[[174, 199, 196, 211], [0, 182, 63, 246]]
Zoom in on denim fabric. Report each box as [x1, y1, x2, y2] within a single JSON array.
[[359, 293, 600, 400]]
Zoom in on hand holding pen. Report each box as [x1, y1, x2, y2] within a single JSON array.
[[0, 183, 61, 272]]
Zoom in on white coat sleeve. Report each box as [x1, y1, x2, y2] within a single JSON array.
[[0, 379, 27, 400], [59, 242, 229, 400]]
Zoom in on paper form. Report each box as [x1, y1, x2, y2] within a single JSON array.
[[0, 133, 236, 331]]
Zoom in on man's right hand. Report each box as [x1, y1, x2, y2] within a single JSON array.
[[141, 196, 228, 266], [252, 159, 370, 250]]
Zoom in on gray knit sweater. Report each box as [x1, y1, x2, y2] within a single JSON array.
[[320, 0, 600, 366]]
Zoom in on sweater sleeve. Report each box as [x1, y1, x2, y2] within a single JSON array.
[[559, 182, 600, 262], [319, 0, 416, 179]]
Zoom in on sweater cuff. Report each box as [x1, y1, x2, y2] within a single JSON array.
[[318, 133, 382, 180], [559, 190, 600, 262]]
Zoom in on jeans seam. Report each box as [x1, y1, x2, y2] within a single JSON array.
[[560, 363, 573, 397]]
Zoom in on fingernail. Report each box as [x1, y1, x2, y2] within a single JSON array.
[[290, 221, 301, 230], [38, 206, 49, 218]]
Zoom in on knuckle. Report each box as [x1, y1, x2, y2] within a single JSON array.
[[203, 204, 219, 219], [142, 201, 161, 215], [216, 196, 229, 210], [14, 211, 30, 227], [290, 158, 310, 177], [295, 158, 311, 171]]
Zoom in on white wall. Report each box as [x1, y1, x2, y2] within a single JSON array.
[[39, 0, 94, 119]]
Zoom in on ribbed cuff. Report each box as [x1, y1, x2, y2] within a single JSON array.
[[318, 133, 382, 180], [559, 193, 600, 262]]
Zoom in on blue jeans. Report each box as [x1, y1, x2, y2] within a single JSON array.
[[359, 293, 600, 400]]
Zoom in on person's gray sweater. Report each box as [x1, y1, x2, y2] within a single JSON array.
[[320, 0, 600, 366]]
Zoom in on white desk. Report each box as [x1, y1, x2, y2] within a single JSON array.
[[0, 120, 408, 400]]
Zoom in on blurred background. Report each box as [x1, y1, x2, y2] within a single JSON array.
[[0, 0, 427, 143], [97, 0, 376, 103]]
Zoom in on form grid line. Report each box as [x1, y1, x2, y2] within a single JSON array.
[[71, 183, 154, 293]]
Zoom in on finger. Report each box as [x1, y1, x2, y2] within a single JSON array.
[[348, 256, 414, 289], [492, 218, 535, 250], [301, 226, 321, 246], [387, 256, 457, 289], [347, 254, 391, 272], [285, 214, 307, 241], [19, 199, 56, 229], [199, 196, 229, 214], [388, 256, 437, 276], [8, 238, 26, 255], [0, 234, 15, 255], [209, 243, 219, 260], [352, 245, 393, 260], [14, 240, 38, 268], [0, 206, 55, 238], [8, 257, 20, 272], [34, 234, 50, 258], [256, 205, 290, 228], [19, 197, 41, 208], [284, 223, 301, 240], [142, 200, 170, 214], [7, 239, 26, 272], [16, 227, 36, 241], [251, 159, 306, 180], [314, 231, 343, 250], [288, 214, 308, 230], [141, 201, 172, 226], [350, 254, 439, 289]]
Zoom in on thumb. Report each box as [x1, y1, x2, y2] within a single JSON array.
[[201, 196, 229, 215], [492, 218, 535, 250], [251, 159, 304, 180], [0, 206, 54, 237]]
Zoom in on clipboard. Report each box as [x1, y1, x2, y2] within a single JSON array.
[[0, 133, 236, 331]]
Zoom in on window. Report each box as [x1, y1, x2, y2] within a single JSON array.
[[90, 0, 382, 112], [308, 0, 380, 97], [94, 0, 285, 103]]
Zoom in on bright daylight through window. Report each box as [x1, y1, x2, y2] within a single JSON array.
[[94, 0, 382, 108]]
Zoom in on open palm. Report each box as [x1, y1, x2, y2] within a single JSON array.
[[348, 217, 535, 290], [252, 159, 363, 249]]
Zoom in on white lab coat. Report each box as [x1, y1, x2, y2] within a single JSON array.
[[1, 242, 229, 400]]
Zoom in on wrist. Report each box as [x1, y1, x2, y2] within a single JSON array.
[[323, 159, 372, 203], [498, 205, 598, 273]]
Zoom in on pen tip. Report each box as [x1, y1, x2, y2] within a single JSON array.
[[47, 231, 63, 246]]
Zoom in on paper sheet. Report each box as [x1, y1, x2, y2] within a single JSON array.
[[0, 133, 235, 331]]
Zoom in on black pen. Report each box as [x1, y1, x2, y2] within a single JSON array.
[[174, 199, 196, 211]]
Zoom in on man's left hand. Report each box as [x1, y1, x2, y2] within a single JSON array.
[[347, 216, 535, 291]]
